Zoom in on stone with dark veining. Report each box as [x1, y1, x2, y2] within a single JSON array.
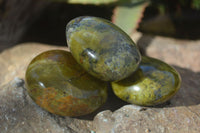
[[112, 56, 181, 106], [1, 42, 200, 133], [25, 50, 108, 116], [66, 16, 141, 81]]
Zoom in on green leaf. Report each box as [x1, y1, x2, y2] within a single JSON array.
[[192, 0, 200, 10], [112, 0, 149, 35], [50, 0, 148, 5], [50, 0, 117, 5], [68, 0, 116, 5]]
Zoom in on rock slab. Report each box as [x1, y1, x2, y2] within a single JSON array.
[[0, 40, 200, 133]]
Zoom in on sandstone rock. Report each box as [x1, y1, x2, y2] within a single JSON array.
[[1, 41, 200, 133], [0, 43, 126, 133], [0, 43, 67, 85], [93, 65, 200, 132], [0, 43, 93, 133], [0, 77, 92, 133], [94, 104, 200, 133], [136, 33, 200, 72], [93, 34, 200, 133]]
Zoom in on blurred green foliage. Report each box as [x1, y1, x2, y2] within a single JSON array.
[[51, 0, 200, 10], [51, 0, 147, 5], [150, 0, 200, 13], [50, 0, 200, 38], [113, 1, 149, 34], [192, 0, 200, 9]]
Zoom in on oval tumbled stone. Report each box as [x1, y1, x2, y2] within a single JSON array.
[[111, 56, 181, 106], [66, 16, 141, 81], [25, 50, 108, 116]]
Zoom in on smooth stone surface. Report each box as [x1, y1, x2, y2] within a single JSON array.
[[25, 50, 108, 116], [112, 56, 181, 106], [66, 16, 141, 81], [1, 42, 200, 133]]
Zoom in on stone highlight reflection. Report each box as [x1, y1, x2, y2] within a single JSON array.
[[111, 56, 181, 106], [25, 50, 108, 116], [66, 16, 141, 81]]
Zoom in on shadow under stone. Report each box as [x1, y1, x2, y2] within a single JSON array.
[[75, 84, 128, 120], [1, 66, 199, 122], [137, 34, 155, 56], [76, 65, 200, 120]]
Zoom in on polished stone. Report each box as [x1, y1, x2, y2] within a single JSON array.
[[25, 50, 108, 116], [66, 16, 141, 81], [111, 56, 181, 106]]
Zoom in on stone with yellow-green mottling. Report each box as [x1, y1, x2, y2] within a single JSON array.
[[25, 50, 108, 116], [111, 56, 181, 106], [66, 16, 141, 81]]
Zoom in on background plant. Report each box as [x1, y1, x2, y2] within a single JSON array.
[[50, 0, 200, 37], [0, 0, 199, 51]]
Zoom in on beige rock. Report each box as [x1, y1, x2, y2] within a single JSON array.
[[0, 77, 91, 133], [93, 64, 200, 132], [135, 33, 200, 72], [94, 105, 200, 133], [0, 43, 94, 133], [93, 34, 200, 133], [0, 43, 67, 85], [0, 41, 200, 133]]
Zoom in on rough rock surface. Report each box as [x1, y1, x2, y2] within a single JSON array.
[[0, 43, 67, 85], [0, 39, 200, 133], [136, 33, 200, 72], [0, 44, 93, 133], [0, 78, 80, 133]]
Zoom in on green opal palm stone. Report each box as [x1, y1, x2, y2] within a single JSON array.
[[111, 56, 181, 106], [25, 50, 108, 116], [66, 16, 141, 81]]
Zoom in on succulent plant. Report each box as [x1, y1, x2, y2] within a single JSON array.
[[50, 0, 150, 35], [49, 0, 200, 38]]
